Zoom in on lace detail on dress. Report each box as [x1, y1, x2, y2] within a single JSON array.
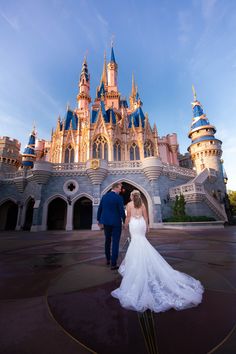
[[111, 217, 204, 313]]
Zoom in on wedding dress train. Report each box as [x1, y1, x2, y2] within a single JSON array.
[[111, 216, 204, 313]]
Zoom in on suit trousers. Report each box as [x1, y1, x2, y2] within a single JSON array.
[[103, 224, 122, 266]]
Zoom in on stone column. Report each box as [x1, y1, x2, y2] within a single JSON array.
[[142, 156, 163, 228], [15, 202, 23, 230], [86, 159, 108, 230], [65, 202, 73, 231]]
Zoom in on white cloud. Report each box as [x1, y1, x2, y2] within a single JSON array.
[[201, 0, 217, 19], [0, 10, 19, 31], [96, 13, 108, 27], [177, 10, 192, 45]]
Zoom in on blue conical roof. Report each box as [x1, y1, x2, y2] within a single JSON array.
[[80, 58, 89, 82], [23, 129, 36, 156], [110, 46, 116, 63], [64, 109, 78, 130], [91, 101, 116, 124], [22, 128, 36, 168], [128, 106, 145, 128]]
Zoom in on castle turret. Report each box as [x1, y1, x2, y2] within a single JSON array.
[[107, 44, 118, 89], [0, 136, 21, 173], [188, 86, 222, 174], [22, 127, 36, 168], [106, 44, 120, 109], [77, 57, 91, 110]]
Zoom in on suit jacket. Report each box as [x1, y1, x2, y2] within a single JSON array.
[[97, 191, 126, 226]]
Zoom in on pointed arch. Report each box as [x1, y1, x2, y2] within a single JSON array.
[[101, 178, 153, 226], [92, 135, 108, 160], [47, 197, 67, 230], [42, 194, 68, 231], [113, 140, 121, 161], [0, 199, 18, 230], [129, 142, 140, 160], [64, 144, 75, 163], [144, 140, 154, 158]]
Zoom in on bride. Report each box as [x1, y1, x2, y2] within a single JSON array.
[[111, 190, 204, 313]]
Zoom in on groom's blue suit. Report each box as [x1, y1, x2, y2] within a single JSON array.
[[97, 191, 126, 267]]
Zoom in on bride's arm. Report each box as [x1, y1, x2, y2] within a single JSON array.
[[142, 204, 149, 232], [125, 203, 131, 229]]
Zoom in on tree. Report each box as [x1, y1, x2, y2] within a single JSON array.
[[173, 194, 186, 218], [228, 190, 236, 215]]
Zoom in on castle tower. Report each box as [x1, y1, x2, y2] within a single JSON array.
[[188, 86, 223, 174], [129, 74, 137, 110], [77, 57, 91, 110], [0, 136, 21, 173], [107, 44, 118, 89], [22, 127, 36, 168]]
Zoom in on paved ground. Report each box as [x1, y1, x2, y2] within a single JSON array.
[[0, 226, 236, 354]]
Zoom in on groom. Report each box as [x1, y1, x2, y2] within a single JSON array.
[[97, 182, 126, 270]]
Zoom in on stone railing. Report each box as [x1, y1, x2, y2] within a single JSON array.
[[107, 161, 143, 169], [4, 169, 33, 179], [52, 162, 86, 171], [169, 182, 227, 221], [162, 163, 196, 178], [169, 183, 204, 198]]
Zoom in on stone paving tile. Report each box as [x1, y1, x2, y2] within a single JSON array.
[[0, 226, 236, 353]]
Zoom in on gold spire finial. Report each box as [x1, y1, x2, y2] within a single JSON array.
[[192, 85, 197, 101], [111, 34, 115, 47], [100, 50, 107, 85], [131, 73, 136, 97]]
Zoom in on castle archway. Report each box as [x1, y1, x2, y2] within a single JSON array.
[[0, 200, 18, 230], [47, 197, 67, 230], [73, 197, 92, 229], [102, 179, 152, 225], [120, 182, 148, 216]]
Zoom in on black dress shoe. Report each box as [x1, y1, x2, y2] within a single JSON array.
[[106, 260, 110, 266], [111, 265, 119, 270]]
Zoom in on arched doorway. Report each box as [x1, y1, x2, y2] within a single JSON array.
[[73, 197, 92, 229], [119, 182, 149, 217], [0, 200, 18, 230], [47, 198, 67, 230], [23, 198, 35, 231]]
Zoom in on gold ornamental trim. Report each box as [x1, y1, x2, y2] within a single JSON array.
[[91, 159, 100, 170]]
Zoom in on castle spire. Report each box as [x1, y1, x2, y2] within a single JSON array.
[[22, 126, 37, 168], [77, 56, 91, 110], [192, 84, 197, 101], [131, 73, 136, 97], [188, 88, 223, 174], [100, 51, 107, 85]]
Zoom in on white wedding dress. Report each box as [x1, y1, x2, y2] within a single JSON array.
[[111, 216, 204, 313]]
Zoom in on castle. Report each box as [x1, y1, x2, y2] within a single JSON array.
[[0, 46, 228, 231]]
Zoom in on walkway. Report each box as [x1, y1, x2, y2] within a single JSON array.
[[0, 226, 236, 354]]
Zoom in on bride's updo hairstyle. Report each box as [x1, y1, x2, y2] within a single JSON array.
[[131, 190, 142, 208]]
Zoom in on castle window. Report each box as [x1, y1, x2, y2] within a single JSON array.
[[92, 135, 108, 160], [64, 144, 74, 163], [130, 142, 140, 160], [113, 141, 121, 161], [144, 140, 154, 157]]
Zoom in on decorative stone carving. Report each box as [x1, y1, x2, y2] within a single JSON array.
[[32, 161, 53, 184], [86, 159, 108, 185], [142, 157, 163, 181]]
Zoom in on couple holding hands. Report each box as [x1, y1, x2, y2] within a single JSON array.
[[97, 182, 204, 313]]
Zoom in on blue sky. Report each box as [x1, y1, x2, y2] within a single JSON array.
[[0, 0, 235, 190]]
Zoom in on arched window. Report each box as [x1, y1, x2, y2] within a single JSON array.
[[144, 140, 154, 157], [113, 141, 121, 161], [92, 135, 108, 160], [130, 142, 140, 160], [64, 144, 74, 163]]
